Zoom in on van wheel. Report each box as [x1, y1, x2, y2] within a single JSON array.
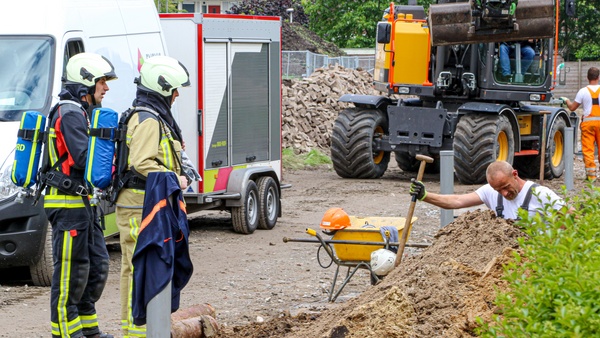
[[257, 176, 279, 230], [232, 181, 259, 234], [30, 223, 52, 287]]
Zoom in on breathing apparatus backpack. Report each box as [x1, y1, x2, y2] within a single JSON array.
[[11, 111, 47, 202], [85, 107, 119, 190], [107, 106, 186, 206]]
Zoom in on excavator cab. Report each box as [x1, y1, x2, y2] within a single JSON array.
[[490, 39, 550, 86]]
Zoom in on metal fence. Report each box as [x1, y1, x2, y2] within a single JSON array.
[[282, 50, 375, 79]]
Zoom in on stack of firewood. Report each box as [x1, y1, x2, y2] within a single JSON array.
[[281, 64, 378, 154]]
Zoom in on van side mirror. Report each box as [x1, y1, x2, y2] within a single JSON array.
[[377, 22, 391, 44]]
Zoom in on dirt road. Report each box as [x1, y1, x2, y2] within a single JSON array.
[[0, 158, 587, 337]]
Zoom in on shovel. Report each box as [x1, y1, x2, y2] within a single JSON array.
[[395, 154, 434, 267]]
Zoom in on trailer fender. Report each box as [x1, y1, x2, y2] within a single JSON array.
[[457, 102, 521, 152], [225, 167, 281, 210], [338, 94, 393, 110]]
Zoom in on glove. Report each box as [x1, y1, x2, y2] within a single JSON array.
[[409, 178, 427, 201], [560, 97, 569, 103]]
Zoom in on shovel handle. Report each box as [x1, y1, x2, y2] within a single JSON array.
[[395, 155, 434, 267]]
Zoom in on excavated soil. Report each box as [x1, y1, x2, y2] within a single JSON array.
[[217, 210, 525, 338]]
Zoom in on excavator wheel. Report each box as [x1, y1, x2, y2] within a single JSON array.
[[428, 0, 555, 46], [453, 114, 515, 184], [394, 151, 440, 174], [331, 108, 390, 179], [514, 117, 566, 179]]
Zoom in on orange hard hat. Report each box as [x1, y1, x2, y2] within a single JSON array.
[[320, 207, 351, 231]]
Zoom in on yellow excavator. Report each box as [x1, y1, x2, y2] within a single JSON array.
[[330, 0, 576, 184]]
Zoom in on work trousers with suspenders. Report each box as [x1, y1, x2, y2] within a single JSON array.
[[46, 195, 109, 338], [582, 86, 600, 181], [495, 184, 539, 219]]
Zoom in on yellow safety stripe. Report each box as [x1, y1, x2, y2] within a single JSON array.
[[80, 313, 98, 329], [160, 136, 173, 169], [44, 195, 87, 209], [48, 128, 58, 166], [86, 110, 102, 185], [56, 230, 82, 337]]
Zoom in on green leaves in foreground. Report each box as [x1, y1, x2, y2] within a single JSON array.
[[478, 186, 600, 337]]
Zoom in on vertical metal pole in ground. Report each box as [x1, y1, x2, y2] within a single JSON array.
[[564, 127, 574, 191], [147, 281, 172, 337], [440, 151, 454, 227]]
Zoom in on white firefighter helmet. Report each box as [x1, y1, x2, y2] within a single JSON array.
[[138, 55, 190, 97], [65, 52, 117, 87], [370, 248, 396, 276]]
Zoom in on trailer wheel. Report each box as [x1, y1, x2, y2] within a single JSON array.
[[331, 108, 390, 178], [232, 180, 259, 234], [454, 114, 514, 184], [514, 117, 566, 179], [257, 176, 279, 230], [394, 151, 440, 174], [29, 222, 52, 286]]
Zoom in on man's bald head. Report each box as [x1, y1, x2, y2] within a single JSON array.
[[486, 161, 514, 182]]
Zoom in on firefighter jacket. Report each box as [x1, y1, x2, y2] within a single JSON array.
[[131, 171, 193, 326], [44, 86, 91, 208], [115, 87, 183, 209]]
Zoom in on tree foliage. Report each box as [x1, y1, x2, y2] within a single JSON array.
[[227, 0, 309, 26], [560, 0, 600, 60], [301, 0, 434, 48], [153, 0, 181, 13]]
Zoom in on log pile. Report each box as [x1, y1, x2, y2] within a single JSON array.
[[282, 64, 379, 154], [171, 303, 219, 338]]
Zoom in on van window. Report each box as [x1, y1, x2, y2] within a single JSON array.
[[0, 36, 54, 121], [63, 40, 84, 77]]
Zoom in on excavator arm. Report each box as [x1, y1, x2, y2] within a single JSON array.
[[429, 0, 555, 46]]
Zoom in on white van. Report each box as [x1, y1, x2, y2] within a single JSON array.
[[0, 0, 167, 286]]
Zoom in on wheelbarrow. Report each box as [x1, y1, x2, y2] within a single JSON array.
[[283, 215, 426, 302]]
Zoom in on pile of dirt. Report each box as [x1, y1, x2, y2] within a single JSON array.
[[282, 65, 379, 153], [282, 22, 345, 56], [216, 210, 525, 337]]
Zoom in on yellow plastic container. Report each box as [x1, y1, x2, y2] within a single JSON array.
[[331, 216, 417, 262]]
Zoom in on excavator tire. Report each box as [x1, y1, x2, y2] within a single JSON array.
[[453, 114, 514, 184], [331, 108, 390, 178], [514, 116, 566, 179], [394, 151, 440, 174], [429, 0, 555, 46]]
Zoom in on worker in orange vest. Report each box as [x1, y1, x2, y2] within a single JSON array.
[[562, 66, 600, 182]]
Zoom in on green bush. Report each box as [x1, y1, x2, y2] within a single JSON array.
[[478, 186, 600, 337]]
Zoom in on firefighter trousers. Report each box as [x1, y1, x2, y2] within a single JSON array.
[[116, 205, 146, 338], [46, 205, 109, 338], [581, 120, 600, 180]]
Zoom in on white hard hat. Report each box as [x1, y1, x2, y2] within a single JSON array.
[[139, 55, 190, 97], [65, 52, 117, 87], [370, 249, 396, 276]]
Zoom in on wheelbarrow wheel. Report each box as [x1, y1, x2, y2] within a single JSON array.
[[232, 180, 260, 234]]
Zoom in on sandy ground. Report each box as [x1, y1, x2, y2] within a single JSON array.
[[0, 156, 589, 337]]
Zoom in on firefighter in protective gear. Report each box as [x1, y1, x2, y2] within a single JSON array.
[[563, 67, 600, 182], [45, 52, 116, 338], [115, 55, 190, 337]]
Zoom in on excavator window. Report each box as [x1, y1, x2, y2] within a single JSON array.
[[492, 39, 548, 86]]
